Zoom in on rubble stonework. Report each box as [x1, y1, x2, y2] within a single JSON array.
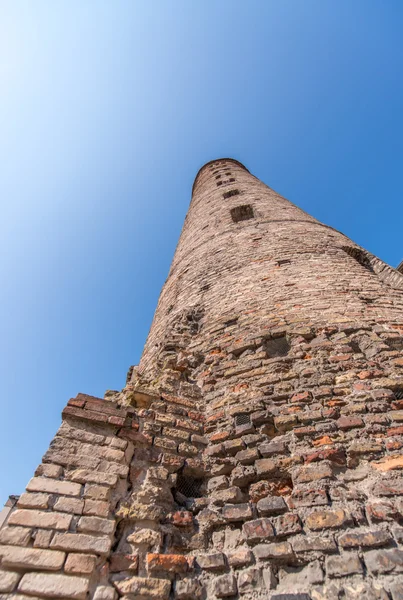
[[2, 158, 403, 598]]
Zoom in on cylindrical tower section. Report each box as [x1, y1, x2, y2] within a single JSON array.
[[135, 158, 403, 397]]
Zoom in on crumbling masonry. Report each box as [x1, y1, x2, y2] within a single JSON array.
[[2, 159, 403, 599]]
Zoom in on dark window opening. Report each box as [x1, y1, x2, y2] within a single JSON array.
[[264, 336, 291, 358], [215, 175, 222, 179], [225, 172, 231, 176], [216, 181, 223, 187], [231, 204, 254, 223], [224, 317, 238, 326], [175, 473, 204, 499], [277, 259, 291, 266], [223, 189, 240, 199], [235, 414, 251, 426]]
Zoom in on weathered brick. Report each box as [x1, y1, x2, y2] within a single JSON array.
[[235, 448, 260, 465], [227, 548, 254, 568], [0, 545, 65, 570], [17, 492, 50, 510], [257, 496, 287, 516], [175, 578, 203, 599], [273, 513, 302, 536], [371, 455, 403, 472], [211, 573, 237, 598], [253, 541, 293, 560], [259, 441, 288, 457], [18, 572, 89, 599], [336, 416, 364, 430], [0, 526, 32, 547], [222, 503, 253, 522], [338, 529, 392, 548], [255, 458, 277, 477], [147, 553, 189, 573], [50, 532, 112, 555], [33, 529, 54, 549], [0, 569, 21, 593], [64, 553, 97, 574], [109, 553, 139, 572], [305, 508, 352, 530], [54, 496, 84, 514], [364, 548, 403, 574], [8, 509, 72, 530], [196, 552, 226, 570], [83, 484, 110, 501], [288, 488, 328, 508], [66, 469, 118, 487], [243, 518, 275, 542], [293, 463, 333, 484], [77, 516, 115, 536], [35, 463, 63, 479], [326, 553, 363, 577], [292, 536, 337, 553], [26, 477, 81, 497], [83, 499, 110, 518]]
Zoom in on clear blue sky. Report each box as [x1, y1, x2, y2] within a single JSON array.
[[1, 1, 403, 502]]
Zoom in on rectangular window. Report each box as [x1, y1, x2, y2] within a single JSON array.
[[223, 189, 240, 199], [231, 205, 254, 223]]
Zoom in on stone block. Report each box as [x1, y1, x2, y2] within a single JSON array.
[[0, 526, 32, 547], [18, 572, 89, 599], [8, 509, 72, 530], [338, 529, 392, 548], [211, 574, 237, 598], [93, 586, 117, 600], [253, 542, 293, 561], [0, 570, 21, 593], [273, 513, 302, 536], [288, 488, 328, 508], [17, 492, 50, 509], [147, 553, 189, 573], [212, 486, 244, 504], [222, 503, 253, 522], [259, 441, 288, 457], [196, 552, 226, 570], [33, 529, 54, 549], [305, 508, 352, 530], [54, 497, 84, 514], [255, 459, 277, 477], [242, 518, 275, 542], [114, 576, 171, 598], [227, 548, 254, 568], [77, 516, 115, 536], [257, 496, 287, 516], [35, 463, 64, 478], [109, 553, 138, 572], [66, 469, 118, 487], [326, 553, 363, 577], [235, 448, 260, 465], [174, 578, 203, 599], [127, 528, 161, 547], [65, 553, 97, 574], [50, 532, 112, 555], [292, 536, 337, 553], [207, 475, 228, 492], [293, 463, 333, 484], [0, 545, 65, 571], [364, 548, 403, 574], [26, 477, 81, 497], [83, 499, 110, 518], [83, 484, 110, 501]]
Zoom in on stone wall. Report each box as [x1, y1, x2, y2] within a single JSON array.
[[2, 159, 403, 599]]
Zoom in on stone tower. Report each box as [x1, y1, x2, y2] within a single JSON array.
[[1, 159, 403, 599]]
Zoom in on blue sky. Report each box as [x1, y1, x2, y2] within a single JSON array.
[[1, 1, 403, 502]]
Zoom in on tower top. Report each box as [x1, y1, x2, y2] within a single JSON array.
[[192, 157, 249, 194]]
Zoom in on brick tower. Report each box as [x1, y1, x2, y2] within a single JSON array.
[[1, 159, 403, 599]]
